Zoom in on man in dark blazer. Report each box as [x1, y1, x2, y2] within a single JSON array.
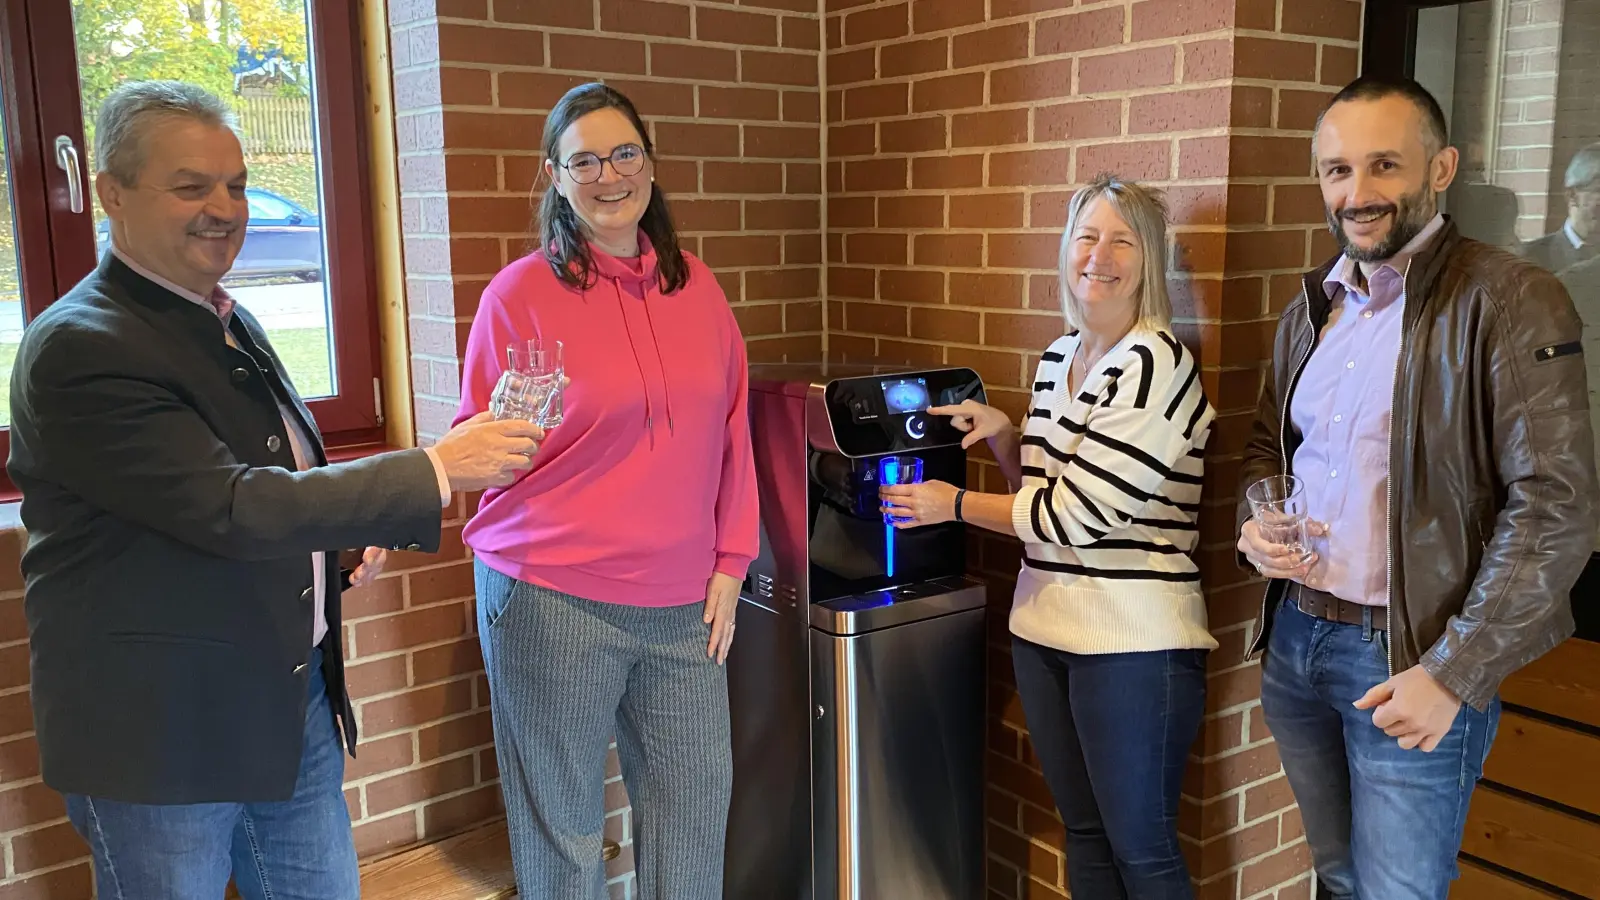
[[1519, 142, 1600, 274], [7, 81, 541, 899]]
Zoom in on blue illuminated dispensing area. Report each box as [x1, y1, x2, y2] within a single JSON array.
[[877, 454, 923, 580]]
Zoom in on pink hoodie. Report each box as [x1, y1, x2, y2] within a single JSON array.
[[453, 233, 758, 607]]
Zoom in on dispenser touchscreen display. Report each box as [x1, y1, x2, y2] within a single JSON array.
[[881, 378, 929, 414]]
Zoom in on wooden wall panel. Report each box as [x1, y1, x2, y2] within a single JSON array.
[[1452, 859, 1562, 899], [1498, 639, 1600, 729], [1460, 786, 1600, 896], [1454, 638, 1600, 899]]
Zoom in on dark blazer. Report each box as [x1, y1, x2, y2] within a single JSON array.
[[7, 254, 443, 804], [1519, 229, 1594, 275]]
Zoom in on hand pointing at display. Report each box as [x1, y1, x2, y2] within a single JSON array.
[[927, 400, 1012, 450]]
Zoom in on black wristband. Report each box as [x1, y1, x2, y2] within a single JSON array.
[[954, 489, 967, 522]]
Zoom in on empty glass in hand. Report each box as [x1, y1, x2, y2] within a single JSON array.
[[489, 339, 564, 427], [1246, 475, 1310, 563]]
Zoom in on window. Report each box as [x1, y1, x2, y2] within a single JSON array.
[[0, 0, 383, 489], [1363, 0, 1600, 625], [247, 189, 301, 222]]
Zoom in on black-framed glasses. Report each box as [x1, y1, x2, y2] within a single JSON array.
[[558, 143, 647, 184]]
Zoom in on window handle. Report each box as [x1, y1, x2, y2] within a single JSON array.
[[54, 135, 84, 215]]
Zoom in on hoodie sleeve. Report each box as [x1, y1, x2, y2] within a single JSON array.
[[454, 285, 519, 428], [712, 304, 759, 581]]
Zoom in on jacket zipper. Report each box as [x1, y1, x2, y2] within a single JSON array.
[[1383, 260, 1414, 679], [1255, 293, 1320, 653]]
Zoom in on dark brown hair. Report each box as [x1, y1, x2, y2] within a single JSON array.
[[537, 83, 688, 293], [1318, 75, 1450, 156]]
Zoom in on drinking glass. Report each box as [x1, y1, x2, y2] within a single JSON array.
[[1246, 475, 1310, 562], [877, 455, 925, 525], [489, 338, 564, 427], [877, 454, 925, 580]]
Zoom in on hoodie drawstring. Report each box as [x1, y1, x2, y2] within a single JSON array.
[[640, 298, 676, 436], [611, 275, 676, 445]]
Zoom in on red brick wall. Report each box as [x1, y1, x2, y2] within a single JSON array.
[[820, 0, 1359, 896], [386, 2, 824, 898], [336, 497, 504, 860], [0, 527, 92, 899], [389, 0, 826, 445]]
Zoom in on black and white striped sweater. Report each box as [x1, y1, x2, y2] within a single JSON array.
[[1008, 326, 1220, 655]]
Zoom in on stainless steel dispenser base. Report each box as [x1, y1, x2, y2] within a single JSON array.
[[725, 578, 987, 900]]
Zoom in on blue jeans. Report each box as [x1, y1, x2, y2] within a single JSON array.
[[1010, 637, 1206, 899], [64, 648, 359, 900], [1261, 598, 1500, 900]]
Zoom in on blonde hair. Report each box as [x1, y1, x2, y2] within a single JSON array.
[[1057, 173, 1173, 332]]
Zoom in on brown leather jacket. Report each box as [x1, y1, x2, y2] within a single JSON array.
[[1237, 219, 1597, 710]]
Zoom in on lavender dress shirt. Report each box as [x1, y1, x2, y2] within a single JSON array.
[[1289, 214, 1445, 607]]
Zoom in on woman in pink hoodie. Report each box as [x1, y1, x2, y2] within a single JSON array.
[[453, 83, 757, 900]]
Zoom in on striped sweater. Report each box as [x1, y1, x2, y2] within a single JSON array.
[[1008, 326, 1220, 655]]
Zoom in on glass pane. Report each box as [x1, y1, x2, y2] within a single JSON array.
[[1416, 1, 1600, 549], [0, 71, 21, 428], [71, 0, 333, 399]]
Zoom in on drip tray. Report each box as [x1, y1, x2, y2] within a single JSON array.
[[808, 575, 986, 635]]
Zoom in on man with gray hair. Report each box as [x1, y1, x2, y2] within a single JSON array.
[[1520, 142, 1600, 274], [8, 80, 542, 899]]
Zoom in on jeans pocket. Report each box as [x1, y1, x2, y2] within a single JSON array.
[[477, 569, 518, 630], [1478, 698, 1502, 773]]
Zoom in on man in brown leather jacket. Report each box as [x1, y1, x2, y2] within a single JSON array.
[[1236, 76, 1596, 900]]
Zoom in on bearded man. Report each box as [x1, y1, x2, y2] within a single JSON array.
[[1235, 76, 1596, 900]]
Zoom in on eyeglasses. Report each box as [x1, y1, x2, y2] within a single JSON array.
[[558, 143, 647, 184]]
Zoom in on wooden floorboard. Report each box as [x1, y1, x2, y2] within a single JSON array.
[[358, 819, 516, 900]]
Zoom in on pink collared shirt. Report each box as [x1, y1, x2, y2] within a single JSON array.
[[109, 245, 450, 646], [1289, 214, 1446, 606]]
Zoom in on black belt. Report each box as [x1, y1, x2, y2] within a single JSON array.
[[1290, 583, 1386, 631]]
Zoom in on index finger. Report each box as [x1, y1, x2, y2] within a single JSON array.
[[1370, 703, 1404, 730], [492, 420, 547, 440], [878, 484, 917, 497], [926, 403, 970, 417]]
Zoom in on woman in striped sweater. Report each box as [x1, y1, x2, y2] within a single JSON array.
[[881, 174, 1216, 899]]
